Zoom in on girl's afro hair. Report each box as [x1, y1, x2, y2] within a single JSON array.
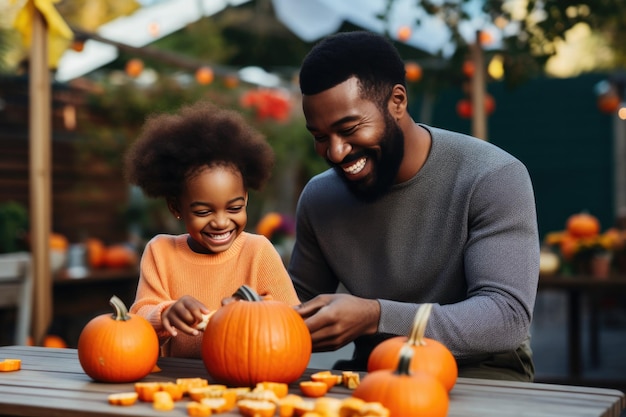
[[124, 101, 274, 199]]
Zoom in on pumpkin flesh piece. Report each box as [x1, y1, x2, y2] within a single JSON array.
[[152, 391, 174, 411], [107, 392, 138, 406], [0, 359, 21, 372]]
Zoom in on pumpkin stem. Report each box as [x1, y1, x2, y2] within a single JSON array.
[[407, 303, 433, 346], [395, 344, 415, 376], [232, 285, 262, 302], [109, 295, 131, 321]]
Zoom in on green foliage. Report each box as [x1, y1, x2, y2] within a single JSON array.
[[0, 201, 29, 254], [151, 18, 237, 65], [0, 28, 18, 74]]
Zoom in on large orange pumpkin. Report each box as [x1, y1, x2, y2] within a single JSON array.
[[201, 285, 311, 386], [77, 295, 159, 383], [355, 345, 449, 417], [367, 303, 458, 392], [566, 212, 600, 239]]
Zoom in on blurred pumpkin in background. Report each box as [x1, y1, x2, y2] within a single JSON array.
[[566, 212, 600, 239], [102, 244, 137, 268], [49, 233, 69, 273], [85, 238, 106, 268]]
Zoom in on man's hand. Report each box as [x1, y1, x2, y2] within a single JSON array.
[[161, 295, 211, 337], [295, 294, 380, 352]]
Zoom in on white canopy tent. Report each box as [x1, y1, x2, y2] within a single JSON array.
[[270, 0, 512, 57], [270, 0, 519, 140], [54, 0, 251, 83]]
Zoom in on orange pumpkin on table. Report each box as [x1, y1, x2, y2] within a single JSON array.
[[367, 303, 458, 392], [201, 285, 311, 386], [355, 345, 449, 417], [77, 295, 159, 383]]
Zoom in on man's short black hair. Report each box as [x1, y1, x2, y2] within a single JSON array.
[[299, 31, 406, 107]]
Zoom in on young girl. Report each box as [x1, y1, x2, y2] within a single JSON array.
[[124, 101, 300, 358]]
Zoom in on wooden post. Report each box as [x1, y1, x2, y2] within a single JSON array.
[[471, 30, 487, 141], [29, 7, 52, 346]]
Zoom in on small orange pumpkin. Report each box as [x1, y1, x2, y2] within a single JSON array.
[[102, 244, 137, 268], [201, 285, 311, 386], [566, 212, 600, 239], [355, 345, 449, 417], [85, 238, 106, 268], [77, 295, 159, 383], [367, 304, 458, 392], [49, 233, 69, 250]]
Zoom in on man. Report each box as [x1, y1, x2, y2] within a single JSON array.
[[289, 31, 539, 381]]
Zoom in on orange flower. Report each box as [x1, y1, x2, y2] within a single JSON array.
[[240, 89, 292, 122], [256, 212, 283, 239]]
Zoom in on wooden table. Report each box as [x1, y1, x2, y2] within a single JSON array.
[[537, 274, 626, 382], [0, 346, 624, 417]]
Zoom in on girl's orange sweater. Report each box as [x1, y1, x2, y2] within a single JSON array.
[[130, 232, 300, 358]]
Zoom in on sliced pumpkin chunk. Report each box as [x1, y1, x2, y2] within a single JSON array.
[[238, 399, 277, 417], [311, 371, 341, 389], [278, 394, 305, 417], [338, 397, 366, 417], [314, 397, 342, 415], [107, 392, 138, 406], [200, 397, 233, 413], [292, 399, 315, 416], [187, 401, 212, 417], [359, 401, 390, 416], [159, 381, 184, 401], [299, 381, 328, 398], [176, 377, 209, 395], [255, 381, 289, 398], [153, 391, 174, 411], [0, 358, 21, 372], [134, 381, 161, 402], [341, 371, 361, 389]]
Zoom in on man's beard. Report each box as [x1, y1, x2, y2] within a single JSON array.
[[332, 113, 404, 202]]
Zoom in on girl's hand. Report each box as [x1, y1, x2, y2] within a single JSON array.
[[161, 295, 211, 337]]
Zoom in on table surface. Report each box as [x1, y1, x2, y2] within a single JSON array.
[[538, 274, 626, 289], [0, 346, 624, 417], [53, 266, 139, 285], [536, 273, 626, 388]]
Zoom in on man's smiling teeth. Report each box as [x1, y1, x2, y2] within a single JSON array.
[[210, 231, 231, 240], [343, 157, 366, 175]]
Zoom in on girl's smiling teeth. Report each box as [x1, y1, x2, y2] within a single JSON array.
[[207, 230, 233, 241], [343, 157, 367, 175]]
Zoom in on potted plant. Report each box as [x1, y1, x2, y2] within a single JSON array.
[[0, 201, 29, 255]]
